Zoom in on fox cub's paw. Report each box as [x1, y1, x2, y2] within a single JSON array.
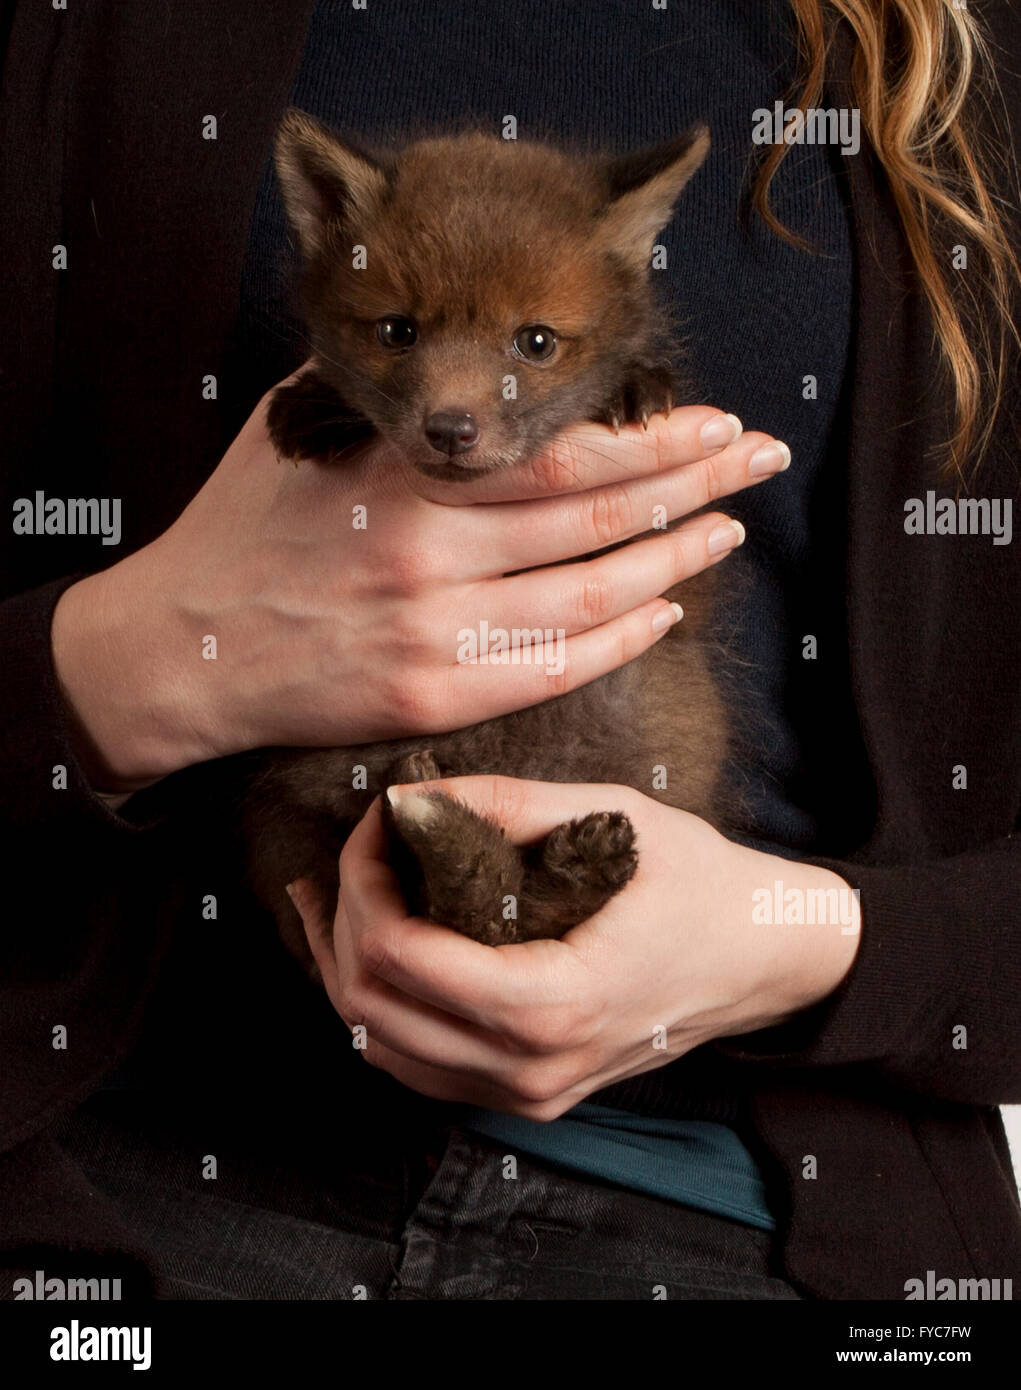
[[384, 775, 525, 947], [267, 371, 373, 463], [388, 749, 444, 785], [383, 752, 639, 945], [518, 811, 638, 938], [595, 364, 675, 432], [541, 810, 638, 890]]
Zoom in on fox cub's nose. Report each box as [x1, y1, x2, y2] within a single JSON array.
[[425, 411, 479, 457]]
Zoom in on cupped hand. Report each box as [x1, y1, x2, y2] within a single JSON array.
[[288, 776, 860, 1120], [51, 378, 790, 790]]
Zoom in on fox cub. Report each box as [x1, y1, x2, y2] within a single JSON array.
[[244, 110, 726, 961]]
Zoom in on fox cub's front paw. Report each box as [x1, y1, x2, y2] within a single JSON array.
[[595, 363, 675, 431], [267, 371, 374, 463]]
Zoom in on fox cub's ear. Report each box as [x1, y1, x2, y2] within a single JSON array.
[[598, 124, 711, 270], [274, 109, 390, 255]]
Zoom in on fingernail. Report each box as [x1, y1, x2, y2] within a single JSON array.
[[652, 601, 684, 633], [707, 520, 746, 555], [385, 785, 401, 807], [699, 413, 743, 451], [284, 882, 298, 904], [748, 441, 791, 477]]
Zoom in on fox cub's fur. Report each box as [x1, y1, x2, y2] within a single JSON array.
[[244, 110, 726, 960]]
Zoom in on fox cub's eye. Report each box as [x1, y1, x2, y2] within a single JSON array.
[[376, 316, 418, 349], [513, 325, 557, 363]]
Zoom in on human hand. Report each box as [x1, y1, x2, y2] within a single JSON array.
[[288, 776, 860, 1119], [50, 379, 789, 791]]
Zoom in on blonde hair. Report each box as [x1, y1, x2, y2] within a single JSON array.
[[755, 0, 1020, 480]]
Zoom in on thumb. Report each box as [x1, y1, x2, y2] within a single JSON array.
[[388, 773, 635, 846]]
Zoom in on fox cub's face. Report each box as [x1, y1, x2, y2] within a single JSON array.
[[275, 113, 710, 479]]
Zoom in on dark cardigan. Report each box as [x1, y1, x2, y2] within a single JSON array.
[[0, 1, 1018, 1300]]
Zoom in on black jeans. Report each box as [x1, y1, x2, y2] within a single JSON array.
[[55, 1092, 802, 1301]]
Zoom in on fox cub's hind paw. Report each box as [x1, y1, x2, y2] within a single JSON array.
[[540, 810, 637, 890], [384, 754, 638, 945], [384, 779, 525, 946], [595, 363, 675, 432], [519, 811, 638, 938]]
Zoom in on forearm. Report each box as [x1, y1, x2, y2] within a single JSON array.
[[50, 554, 215, 793]]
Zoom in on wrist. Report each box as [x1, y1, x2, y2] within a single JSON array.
[[759, 858, 862, 1020], [50, 556, 220, 792]]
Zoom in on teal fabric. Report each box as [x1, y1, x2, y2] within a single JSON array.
[[458, 1103, 775, 1231]]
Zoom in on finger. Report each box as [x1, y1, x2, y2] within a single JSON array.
[[359, 1037, 536, 1109], [465, 425, 785, 574], [443, 593, 688, 727], [523, 1021, 712, 1109], [337, 799, 509, 1027], [364, 1037, 608, 1120], [430, 406, 742, 504], [328, 798, 417, 1028], [387, 775, 640, 848], [346, 929, 692, 1094], [289, 876, 344, 1011], [343, 849, 607, 1034], [298, 852, 478, 1076], [338, 797, 415, 924], [473, 508, 741, 637], [340, 806, 586, 1022], [340, 961, 544, 1080], [367, 1023, 708, 1117]]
